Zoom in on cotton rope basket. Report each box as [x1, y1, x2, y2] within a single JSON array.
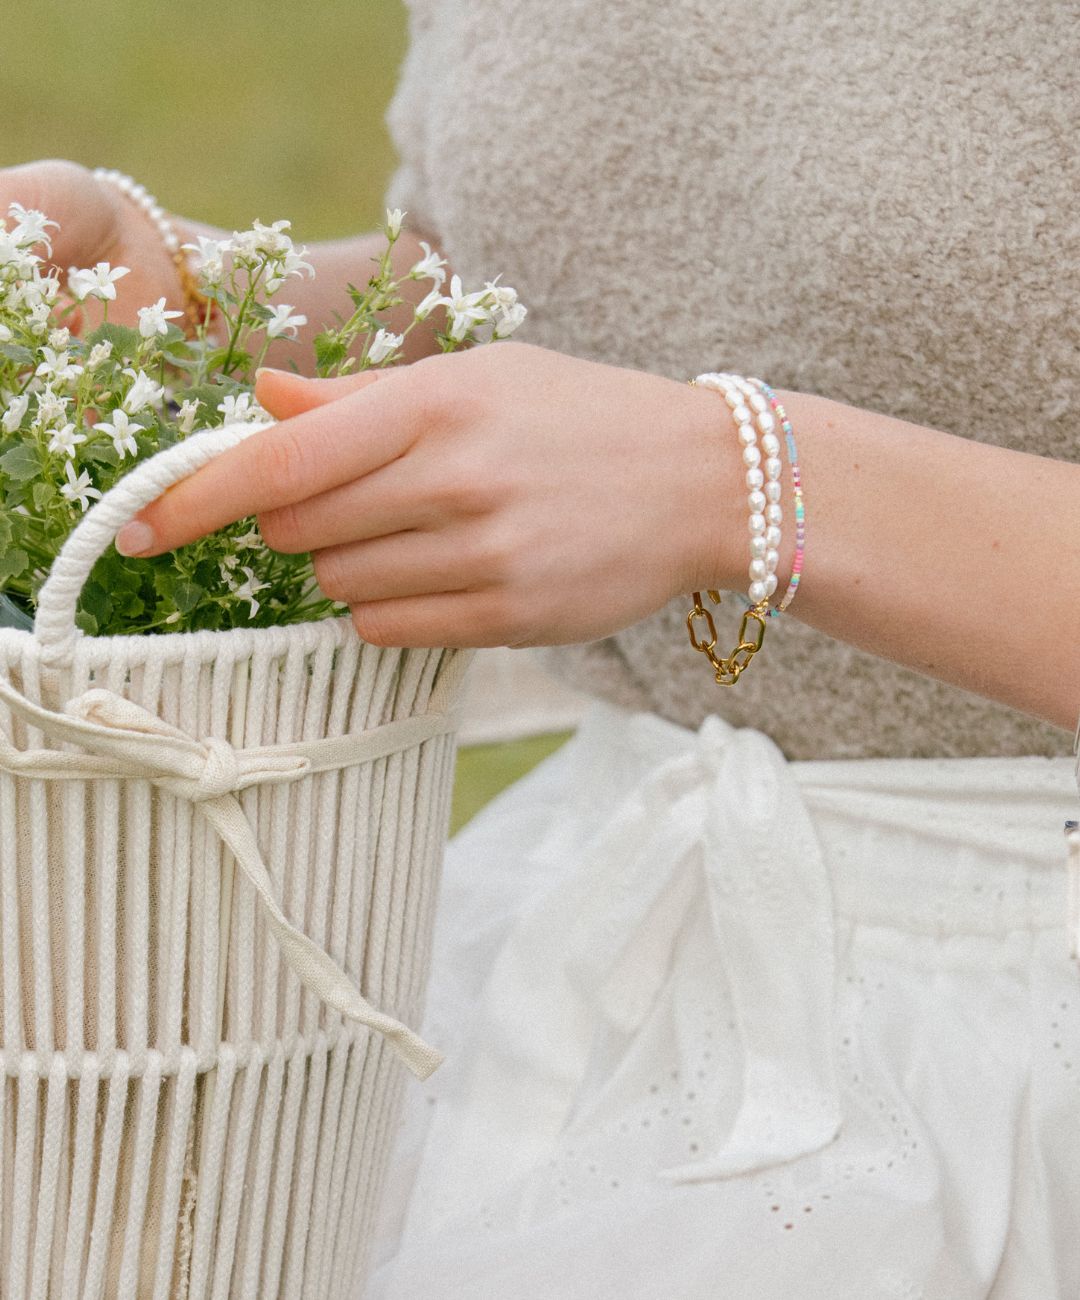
[[0, 420, 473, 1298]]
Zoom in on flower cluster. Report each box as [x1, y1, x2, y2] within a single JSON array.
[[0, 204, 524, 635]]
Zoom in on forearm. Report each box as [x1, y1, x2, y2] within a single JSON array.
[[170, 216, 449, 372], [690, 386, 1080, 733]]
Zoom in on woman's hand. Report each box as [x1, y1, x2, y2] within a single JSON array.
[[0, 159, 185, 331], [115, 341, 740, 648]]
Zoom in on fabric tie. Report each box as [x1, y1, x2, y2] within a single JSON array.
[[0, 672, 459, 1081]]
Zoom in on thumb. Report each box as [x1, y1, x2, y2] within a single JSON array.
[[254, 367, 382, 420]]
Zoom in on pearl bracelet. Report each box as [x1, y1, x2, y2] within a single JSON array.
[[692, 371, 782, 609], [746, 377, 804, 616], [91, 168, 213, 337]]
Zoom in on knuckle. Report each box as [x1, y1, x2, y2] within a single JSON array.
[[256, 503, 301, 553], [312, 549, 350, 603], [350, 604, 398, 648], [255, 426, 308, 499]]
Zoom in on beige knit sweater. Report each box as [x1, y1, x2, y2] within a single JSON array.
[[382, 0, 1078, 760]]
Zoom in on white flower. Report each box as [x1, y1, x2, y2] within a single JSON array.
[[181, 234, 232, 287], [366, 328, 404, 365], [264, 245, 315, 295], [1, 393, 29, 433], [28, 302, 51, 336], [46, 422, 87, 459], [0, 323, 11, 343], [483, 274, 519, 313], [264, 304, 307, 340], [86, 341, 113, 370], [47, 327, 70, 350], [8, 204, 58, 252], [217, 392, 256, 423], [232, 218, 293, 261], [385, 208, 404, 239], [414, 287, 445, 321], [493, 301, 528, 338], [0, 231, 38, 275], [95, 408, 144, 460], [34, 385, 69, 428], [67, 261, 130, 303], [442, 274, 491, 342], [137, 297, 183, 339], [122, 368, 165, 415], [233, 528, 266, 550], [177, 398, 201, 434], [59, 460, 101, 512], [35, 347, 83, 386], [409, 240, 447, 285], [230, 564, 270, 618]]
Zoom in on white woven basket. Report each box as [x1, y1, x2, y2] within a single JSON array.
[[0, 422, 472, 1298]]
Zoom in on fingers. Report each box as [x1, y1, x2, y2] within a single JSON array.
[[310, 525, 494, 605], [349, 589, 521, 649], [115, 365, 425, 557], [257, 453, 441, 552], [254, 367, 377, 420]]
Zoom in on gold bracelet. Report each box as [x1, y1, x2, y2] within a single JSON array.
[[687, 589, 768, 686]]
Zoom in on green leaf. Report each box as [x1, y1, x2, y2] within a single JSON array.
[[173, 579, 204, 613], [314, 331, 348, 373], [81, 442, 120, 468], [31, 480, 57, 513], [73, 610, 98, 636], [79, 580, 112, 626], [0, 548, 29, 582], [85, 322, 142, 361], [0, 511, 11, 549], [0, 443, 40, 483], [0, 342, 34, 367]]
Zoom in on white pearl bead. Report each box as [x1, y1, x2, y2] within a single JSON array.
[[761, 432, 780, 456], [163, 233, 179, 252], [764, 457, 783, 480], [749, 558, 767, 580], [765, 549, 779, 573], [149, 204, 164, 220], [765, 480, 782, 503], [765, 503, 783, 526], [724, 389, 741, 410], [734, 404, 752, 424], [745, 467, 764, 490], [748, 390, 768, 413], [747, 489, 766, 513], [741, 445, 761, 468], [756, 410, 775, 435], [748, 580, 768, 603], [749, 535, 767, 558], [764, 573, 778, 597], [748, 512, 766, 534], [765, 525, 782, 547], [738, 424, 757, 446]]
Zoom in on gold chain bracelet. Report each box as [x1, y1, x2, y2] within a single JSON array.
[[686, 589, 769, 685]]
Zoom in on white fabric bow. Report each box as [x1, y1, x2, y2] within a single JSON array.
[[0, 673, 458, 1080]]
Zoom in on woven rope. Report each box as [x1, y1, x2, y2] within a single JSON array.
[[0, 423, 473, 1296]]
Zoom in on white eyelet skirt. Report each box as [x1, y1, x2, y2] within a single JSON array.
[[370, 699, 1080, 1300]]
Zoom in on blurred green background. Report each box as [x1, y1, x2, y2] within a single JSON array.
[[0, 0, 571, 833]]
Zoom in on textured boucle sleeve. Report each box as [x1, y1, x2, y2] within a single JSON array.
[[381, 0, 443, 242]]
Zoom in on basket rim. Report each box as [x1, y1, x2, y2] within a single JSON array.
[[0, 611, 359, 669]]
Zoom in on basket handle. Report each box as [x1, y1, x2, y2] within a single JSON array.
[[34, 420, 274, 668]]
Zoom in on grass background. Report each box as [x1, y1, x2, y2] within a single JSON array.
[[0, 0, 572, 833]]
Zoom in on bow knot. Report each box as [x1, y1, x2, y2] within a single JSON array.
[[195, 736, 243, 802]]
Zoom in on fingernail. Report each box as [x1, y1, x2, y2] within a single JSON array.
[[115, 521, 155, 556], [254, 366, 290, 380]]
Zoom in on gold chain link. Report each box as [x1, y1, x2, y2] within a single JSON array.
[[686, 589, 769, 686]]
